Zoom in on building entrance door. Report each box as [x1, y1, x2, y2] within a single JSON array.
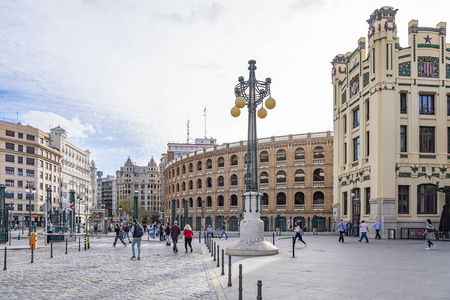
[[352, 188, 361, 236]]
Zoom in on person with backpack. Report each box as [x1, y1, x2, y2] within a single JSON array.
[[113, 223, 126, 247], [336, 219, 347, 242], [170, 221, 181, 253], [130, 219, 144, 260], [123, 223, 131, 243]]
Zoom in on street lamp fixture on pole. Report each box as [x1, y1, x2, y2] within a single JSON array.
[[26, 182, 36, 237], [226, 60, 278, 256]]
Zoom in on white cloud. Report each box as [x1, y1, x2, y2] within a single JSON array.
[[22, 111, 95, 138]]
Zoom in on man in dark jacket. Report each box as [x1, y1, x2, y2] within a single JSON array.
[[170, 221, 181, 253]]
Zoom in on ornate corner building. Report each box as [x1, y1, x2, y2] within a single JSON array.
[[163, 132, 333, 232], [332, 7, 450, 238]]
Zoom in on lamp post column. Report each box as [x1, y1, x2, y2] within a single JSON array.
[[133, 192, 138, 220], [27, 183, 35, 237], [171, 199, 176, 224], [183, 199, 188, 228], [69, 190, 75, 234], [46, 188, 52, 234]]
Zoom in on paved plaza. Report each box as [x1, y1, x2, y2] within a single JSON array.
[[1, 232, 449, 299]]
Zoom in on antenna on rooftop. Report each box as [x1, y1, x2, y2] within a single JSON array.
[[203, 106, 207, 138], [186, 119, 190, 144]]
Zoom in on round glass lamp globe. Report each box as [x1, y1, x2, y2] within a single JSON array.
[[265, 97, 276, 109], [257, 107, 267, 119], [235, 97, 246, 108], [231, 106, 241, 117]]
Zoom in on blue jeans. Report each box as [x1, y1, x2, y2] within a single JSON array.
[[294, 232, 305, 244], [359, 232, 369, 242], [132, 237, 141, 257], [338, 231, 344, 242], [165, 235, 171, 244], [220, 230, 228, 239], [123, 232, 131, 242], [426, 236, 434, 247]]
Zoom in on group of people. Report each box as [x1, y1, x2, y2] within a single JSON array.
[[163, 221, 194, 253], [335, 218, 437, 250]]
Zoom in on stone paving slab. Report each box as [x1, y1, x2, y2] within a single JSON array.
[[0, 236, 218, 300]]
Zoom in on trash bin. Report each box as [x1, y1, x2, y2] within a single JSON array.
[[30, 232, 38, 249], [388, 229, 395, 239]]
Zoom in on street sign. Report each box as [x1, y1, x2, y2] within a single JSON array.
[[32, 214, 38, 219], [62, 203, 73, 211], [112, 217, 120, 221], [89, 217, 93, 221], [95, 214, 100, 218], [70, 204, 74, 210]]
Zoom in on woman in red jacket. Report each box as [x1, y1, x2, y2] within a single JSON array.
[[183, 224, 194, 253]]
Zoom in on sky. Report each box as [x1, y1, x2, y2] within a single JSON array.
[[1, 0, 450, 176]]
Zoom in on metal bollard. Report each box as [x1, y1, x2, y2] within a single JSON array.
[[273, 232, 275, 245], [292, 236, 295, 258], [221, 249, 225, 275], [31, 246, 34, 263], [238, 264, 243, 300], [217, 245, 220, 267], [79, 237, 81, 251], [18, 233, 20, 240], [3, 248, 7, 271], [227, 255, 232, 287], [211, 240, 214, 257], [9, 231, 11, 245], [88, 236, 90, 249], [213, 242, 216, 260], [51, 240, 53, 258], [257, 280, 263, 300], [204, 232, 206, 244], [65, 239, 68, 254], [84, 236, 87, 251], [199, 231, 201, 243]]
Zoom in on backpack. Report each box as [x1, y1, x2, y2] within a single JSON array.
[[134, 225, 144, 237]]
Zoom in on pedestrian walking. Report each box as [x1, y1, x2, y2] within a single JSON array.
[[123, 223, 131, 243], [424, 219, 436, 250], [183, 224, 194, 253], [113, 223, 126, 247], [93, 224, 98, 235], [219, 222, 228, 239], [353, 221, 359, 236], [131, 219, 144, 260], [164, 223, 171, 246], [293, 221, 307, 246], [146, 223, 152, 239], [336, 219, 346, 242], [372, 220, 381, 239], [47, 221, 53, 244], [170, 221, 181, 253], [359, 220, 369, 243]]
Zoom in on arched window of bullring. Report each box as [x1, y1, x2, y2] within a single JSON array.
[[313, 191, 324, 205], [217, 176, 224, 187], [230, 194, 238, 206], [313, 146, 325, 159], [189, 163, 193, 173], [206, 177, 212, 188], [276, 171, 286, 183], [206, 159, 212, 170], [230, 174, 238, 186], [189, 197, 193, 207], [217, 195, 224, 207], [313, 169, 324, 182], [261, 193, 269, 205], [260, 151, 269, 163], [197, 179, 202, 189], [276, 192, 286, 205], [172, 169, 175, 177], [189, 180, 193, 190], [176, 167, 180, 176], [177, 199, 180, 208], [276, 149, 286, 161], [295, 170, 305, 182], [171, 184, 174, 193], [197, 197, 202, 207], [197, 161, 202, 171], [244, 154, 247, 165], [295, 192, 305, 205], [231, 155, 238, 166], [206, 196, 212, 207], [260, 172, 269, 184], [295, 148, 305, 160], [218, 157, 224, 167], [182, 165, 186, 174], [182, 182, 186, 191], [176, 183, 179, 192]]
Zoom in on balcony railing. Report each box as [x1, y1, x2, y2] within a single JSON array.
[[294, 159, 305, 165], [313, 158, 325, 164], [206, 169, 212, 174], [313, 204, 324, 210], [230, 165, 238, 171], [261, 205, 268, 211], [276, 161, 286, 167], [197, 170, 202, 176], [294, 204, 305, 210], [276, 183, 286, 188], [230, 185, 238, 191], [196, 189, 202, 194], [276, 205, 286, 211], [259, 183, 269, 189], [189, 172, 194, 177], [206, 208, 212, 212], [313, 181, 324, 187], [260, 162, 269, 168], [230, 206, 238, 211], [196, 208, 202, 213], [218, 167, 224, 173], [294, 182, 305, 188], [217, 207, 224, 212], [206, 187, 212, 193], [217, 186, 225, 192]]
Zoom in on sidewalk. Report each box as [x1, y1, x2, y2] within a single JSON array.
[[205, 235, 450, 300]]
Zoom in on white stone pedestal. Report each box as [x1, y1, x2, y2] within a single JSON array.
[[226, 192, 278, 256]]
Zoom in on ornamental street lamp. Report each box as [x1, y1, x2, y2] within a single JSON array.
[[133, 191, 138, 220], [171, 199, 176, 224], [119, 205, 123, 224], [69, 190, 75, 234], [227, 60, 278, 256], [46, 188, 52, 236], [26, 182, 35, 237], [183, 198, 188, 229]]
